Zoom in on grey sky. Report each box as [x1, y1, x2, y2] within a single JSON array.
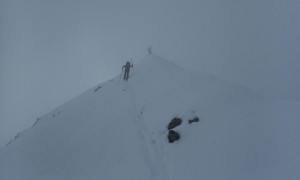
[[1, 0, 299, 147]]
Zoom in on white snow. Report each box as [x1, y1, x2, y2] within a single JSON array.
[[0, 55, 299, 180]]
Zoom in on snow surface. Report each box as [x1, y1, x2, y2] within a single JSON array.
[[0, 55, 299, 180]]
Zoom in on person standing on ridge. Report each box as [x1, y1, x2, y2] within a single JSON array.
[[122, 61, 133, 81]]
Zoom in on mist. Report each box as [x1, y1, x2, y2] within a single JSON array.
[[1, 0, 299, 147]]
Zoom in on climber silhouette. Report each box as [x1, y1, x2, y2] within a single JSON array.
[[122, 61, 133, 81]]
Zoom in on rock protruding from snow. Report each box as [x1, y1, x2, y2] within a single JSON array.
[[167, 118, 182, 130], [188, 117, 199, 124], [167, 117, 182, 143], [168, 130, 180, 143]]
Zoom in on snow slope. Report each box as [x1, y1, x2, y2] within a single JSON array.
[[1, 55, 299, 180]]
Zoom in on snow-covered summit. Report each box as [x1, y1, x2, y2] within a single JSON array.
[[1, 55, 299, 180]]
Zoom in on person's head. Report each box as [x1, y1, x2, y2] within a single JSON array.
[[126, 61, 130, 66]]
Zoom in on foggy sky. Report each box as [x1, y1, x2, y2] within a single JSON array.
[[1, 0, 299, 147]]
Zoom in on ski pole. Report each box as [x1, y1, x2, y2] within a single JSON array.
[[131, 58, 134, 75]]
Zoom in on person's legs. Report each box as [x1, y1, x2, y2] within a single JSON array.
[[124, 71, 129, 80], [123, 72, 126, 80]]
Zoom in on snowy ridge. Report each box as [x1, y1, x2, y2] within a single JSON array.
[[0, 55, 299, 180]]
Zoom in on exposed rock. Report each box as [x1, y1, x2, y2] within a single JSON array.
[[168, 130, 180, 143], [94, 86, 102, 92], [188, 117, 199, 124], [167, 118, 182, 130]]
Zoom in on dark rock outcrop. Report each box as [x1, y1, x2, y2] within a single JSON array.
[[168, 130, 180, 143], [188, 117, 199, 124], [167, 118, 182, 130], [94, 86, 102, 92]]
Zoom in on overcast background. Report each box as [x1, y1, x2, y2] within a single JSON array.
[[1, 0, 299, 147]]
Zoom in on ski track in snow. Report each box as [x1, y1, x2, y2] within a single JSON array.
[[125, 82, 170, 180]]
